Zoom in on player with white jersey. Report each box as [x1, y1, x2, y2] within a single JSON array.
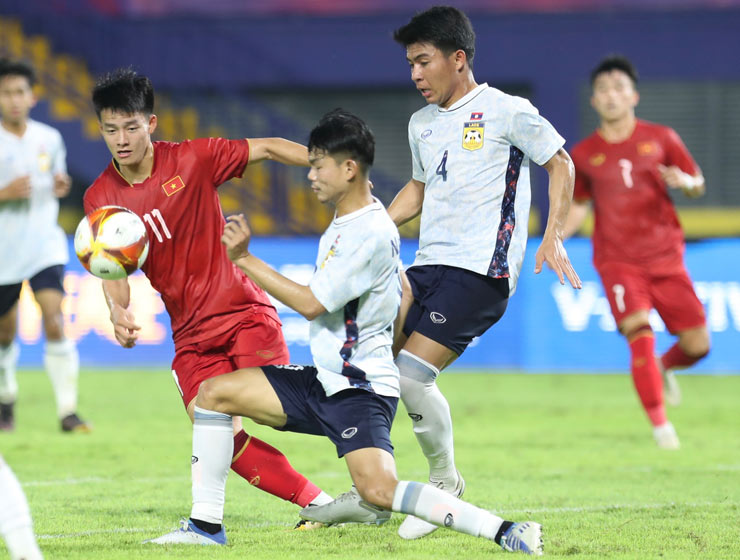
[[150, 110, 544, 555], [0, 58, 90, 433], [383, 6, 581, 540], [408, 84, 566, 288]]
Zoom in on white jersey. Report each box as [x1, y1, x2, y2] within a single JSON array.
[[0, 119, 69, 284], [308, 199, 402, 398], [409, 83, 564, 294]]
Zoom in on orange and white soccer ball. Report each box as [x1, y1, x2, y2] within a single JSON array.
[[74, 205, 149, 280]]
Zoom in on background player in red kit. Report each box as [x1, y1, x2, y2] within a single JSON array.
[[565, 55, 710, 449], [83, 69, 334, 530]]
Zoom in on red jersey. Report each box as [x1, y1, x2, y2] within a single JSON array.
[[83, 138, 279, 348], [571, 119, 700, 271]]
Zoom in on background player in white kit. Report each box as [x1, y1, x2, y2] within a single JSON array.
[[0, 454, 43, 559], [149, 110, 543, 555], [386, 6, 581, 539], [0, 58, 90, 433]]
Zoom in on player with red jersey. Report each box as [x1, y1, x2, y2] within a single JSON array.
[[566, 56, 710, 449], [83, 69, 337, 530]]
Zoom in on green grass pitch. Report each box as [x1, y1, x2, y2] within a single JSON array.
[[1, 368, 738, 559]]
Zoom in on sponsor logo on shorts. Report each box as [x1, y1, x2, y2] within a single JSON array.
[[191, 455, 198, 465], [430, 311, 447, 324], [444, 513, 454, 527], [256, 350, 275, 359], [421, 129, 433, 139], [408, 413, 423, 422], [341, 427, 358, 439]]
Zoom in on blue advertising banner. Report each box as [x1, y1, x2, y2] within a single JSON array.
[[15, 237, 740, 373]]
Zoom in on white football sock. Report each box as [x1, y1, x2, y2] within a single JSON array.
[[397, 350, 457, 486], [0, 456, 43, 560], [392, 480, 503, 540], [309, 491, 333, 506], [43, 339, 79, 418], [191, 406, 233, 524], [0, 342, 20, 404]]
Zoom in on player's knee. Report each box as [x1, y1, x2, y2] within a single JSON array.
[[354, 477, 396, 510], [42, 317, 64, 341], [196, 377, 229, 412], [397, 350, 438, 399], [0, 331, 13, 347], [681, 331, 710, 359]]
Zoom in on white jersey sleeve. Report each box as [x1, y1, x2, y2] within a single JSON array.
[[506, 98, 564, 166], [410, 120, 425, 183]]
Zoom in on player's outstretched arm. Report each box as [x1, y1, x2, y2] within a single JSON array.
[[222, 214, 327, 320], [246, 137, 309, 167], [535, 148, 582, 289], [102, 278, 141, 348], [388, 179, 425, 227]]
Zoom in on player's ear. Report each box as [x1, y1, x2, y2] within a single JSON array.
[[344, 159, 359, 181], [148, 114, 158, 135], [454, 49, 467, 72]]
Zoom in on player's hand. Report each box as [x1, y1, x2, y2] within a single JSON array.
[[222, 214, 252, 263], [535, 234, 582, 289], [53, 172, 72, 197], [658, 164, 703, 197], [0, 175, 31, 201], [110, 304, 141, 348]]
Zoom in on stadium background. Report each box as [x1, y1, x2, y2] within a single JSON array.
[[2, 0, 738, 373]]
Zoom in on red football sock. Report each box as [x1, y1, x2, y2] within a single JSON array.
[[627, 327, 666, 427], [661, 342, 707, 370], [231, 430, 322, 506]]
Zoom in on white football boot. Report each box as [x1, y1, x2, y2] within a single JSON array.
[[298, 486, 391, 526], [653, 422, 681, 450]]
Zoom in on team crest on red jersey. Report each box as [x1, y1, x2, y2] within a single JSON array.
[[637, 142, 656, 156], [589, 153, 606, 166], [162, 176, 186, 196]]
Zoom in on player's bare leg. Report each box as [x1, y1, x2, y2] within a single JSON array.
[[0, 304, 19, 432], [619, 311, 678, 449], [184, 375, 331, 515], [658, 325, 710, 406], [301, 447, 543, 555], [396, 332, 465, 538], [34, 288, 89, 432]]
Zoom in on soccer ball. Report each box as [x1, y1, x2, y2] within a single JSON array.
[[74, 206, 149, 280]]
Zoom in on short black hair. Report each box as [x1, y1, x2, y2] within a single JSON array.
[[308, 109, 375, 173], [0, 58, 36, 87], [393, 6, 476, 69], [92, 68, 154, 119], [590, 55, 639, 87]]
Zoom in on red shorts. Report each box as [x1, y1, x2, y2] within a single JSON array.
[[596, 261, 705, 334], [171, 313, 290, 408]]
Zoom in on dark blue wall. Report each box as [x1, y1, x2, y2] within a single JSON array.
[[9, 9, 740, 152]]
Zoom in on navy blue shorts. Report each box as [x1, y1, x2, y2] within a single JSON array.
[[261, 364, 398, 458], [0, 265, 66, 316], [403, 264, 509, 355]]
